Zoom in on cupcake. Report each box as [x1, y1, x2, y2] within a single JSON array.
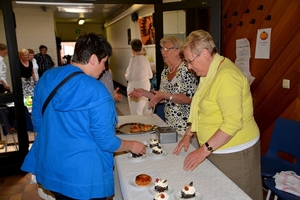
[[153, 192, 169, 200], [181, 182, 196, 199], [149, 138, 159, 148], [154, 178, 168, 192]]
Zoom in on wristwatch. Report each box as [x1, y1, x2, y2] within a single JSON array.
[[205, 142, 214, 152], [169, 95, 173, 102]]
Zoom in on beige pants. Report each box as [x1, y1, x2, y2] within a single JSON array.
[[208, 140, 263, 200]]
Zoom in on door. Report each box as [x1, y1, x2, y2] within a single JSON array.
[[153, 0, 221, 87], [0, 0, 29, 176]]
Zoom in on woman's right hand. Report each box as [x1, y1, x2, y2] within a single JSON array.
[[173, 135, 191, 155], [130, 141, 146, 155]]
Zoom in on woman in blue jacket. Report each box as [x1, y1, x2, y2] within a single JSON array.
[[21, 33, 146, 200]]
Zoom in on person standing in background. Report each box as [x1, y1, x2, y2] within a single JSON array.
[[125, 39, 152, 115], [98, 60, 122, 101], [19, 49, 36, 98], [34, 45, 55, 78], [0, 43, 10, 93], [28, 49, 39, 83]]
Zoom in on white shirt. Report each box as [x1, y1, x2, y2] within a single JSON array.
[[32, 58, 39, 81], [0, 55, 7, 84], [125, 55, 152, 82]]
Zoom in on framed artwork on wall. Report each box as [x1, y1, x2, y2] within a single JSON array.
[[138, 15, 155, 45]]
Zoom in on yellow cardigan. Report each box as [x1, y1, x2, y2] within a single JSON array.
[[189, 54, 259, 150]]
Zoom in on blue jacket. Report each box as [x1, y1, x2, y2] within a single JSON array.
[[21, 65, 121, 199]]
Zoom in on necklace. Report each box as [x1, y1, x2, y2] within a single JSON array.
[[169, 59, 181, 73]]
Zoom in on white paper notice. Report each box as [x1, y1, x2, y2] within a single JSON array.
[[255, 28, 271, 59], [235, 38, 255, 84]]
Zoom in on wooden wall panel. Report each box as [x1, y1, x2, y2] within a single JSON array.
[[222, 0, 300, 155]]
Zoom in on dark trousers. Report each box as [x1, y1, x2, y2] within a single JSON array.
[[50, 191, 107, 200]]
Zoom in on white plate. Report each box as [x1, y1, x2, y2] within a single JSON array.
[[148, 151, 167, 159], [129, 178, 153, 188], [174, 191, 202, 200], [128, 153, 146, 162], [148, 185, 174, 195]]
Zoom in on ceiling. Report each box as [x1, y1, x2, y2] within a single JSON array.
[[12, 1, 133, 24]]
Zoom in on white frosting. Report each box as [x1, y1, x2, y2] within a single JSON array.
[[155, 178, 168, 188], [150, 138, 159, 146], [152, 146, 163, 153], [181, 184, 196, 195], [154, 192, 169, 200]]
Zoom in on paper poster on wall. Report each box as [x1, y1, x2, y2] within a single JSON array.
[[255, 28, 271, 59], [138, 15, 155, 45], [235, 38, 255, 84]]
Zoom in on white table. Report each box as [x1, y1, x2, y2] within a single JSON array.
[[114, 114, 251, 200]]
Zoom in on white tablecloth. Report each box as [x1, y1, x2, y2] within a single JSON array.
[[114, 114, 251, 200]]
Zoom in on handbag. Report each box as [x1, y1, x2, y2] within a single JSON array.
[[42, 71, 83, 116]]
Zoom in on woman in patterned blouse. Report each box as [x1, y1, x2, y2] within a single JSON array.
[[129, 36, 198, 131]]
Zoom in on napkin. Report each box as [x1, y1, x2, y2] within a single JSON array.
[[274, 171, 300, 197]]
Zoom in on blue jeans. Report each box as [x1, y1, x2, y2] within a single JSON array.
[[50, 191, 107, 200]]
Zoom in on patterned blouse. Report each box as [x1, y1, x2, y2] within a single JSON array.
[[160, 62, 198, 131]]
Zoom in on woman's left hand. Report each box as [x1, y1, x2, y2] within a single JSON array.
[[183, 147, 209, 171]]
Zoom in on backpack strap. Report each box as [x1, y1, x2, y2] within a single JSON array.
[[42, 71, 84, 116]]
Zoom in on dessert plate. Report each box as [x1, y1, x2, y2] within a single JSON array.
[[174, 192, 202, 200], [148, 185, 174, 195], [148, 151, 167, 159], [118, 123, 157, 134], [128, 153, 146, 162], [129, 178, 153, 188]]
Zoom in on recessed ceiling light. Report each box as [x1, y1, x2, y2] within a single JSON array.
[[57, 7, 93, 13], [15, 1, 93, 6]]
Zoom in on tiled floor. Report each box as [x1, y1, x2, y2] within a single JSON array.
[[0, 96, 277, 200]]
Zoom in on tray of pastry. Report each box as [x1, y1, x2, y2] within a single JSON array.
[[117, 123, 157, 134]]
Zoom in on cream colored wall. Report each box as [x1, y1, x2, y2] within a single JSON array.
[[56, 23, 105, 41], [13, 7, 57, 64]]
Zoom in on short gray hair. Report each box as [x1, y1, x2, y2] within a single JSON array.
[[182, 30, 217, 56]]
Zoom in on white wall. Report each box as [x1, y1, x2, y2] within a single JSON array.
[[13, 7, 57, 64]]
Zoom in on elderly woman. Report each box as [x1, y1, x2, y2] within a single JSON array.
[[173, 30, 263, 200], [129, 36, 198, 131], [19, 48, 37, 98]]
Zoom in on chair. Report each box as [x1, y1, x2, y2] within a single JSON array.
[[261, 118, 300, 178], [155, 103, 165, 121], [0, 106, 34, 152], [264, 177, 300, 200]]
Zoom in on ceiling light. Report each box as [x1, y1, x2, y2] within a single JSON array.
[[15, 1, 93, 6], [57, 7, 93, 13], [78, 18, 85, 25]]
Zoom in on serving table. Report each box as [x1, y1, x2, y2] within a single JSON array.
[[114, 114, 251, 200]]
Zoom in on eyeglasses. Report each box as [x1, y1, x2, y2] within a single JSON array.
[[185, 54, 199, 65], [160, 47, 177, 52]]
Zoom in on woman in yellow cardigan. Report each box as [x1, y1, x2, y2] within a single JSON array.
[[173, 30, 263, 200]]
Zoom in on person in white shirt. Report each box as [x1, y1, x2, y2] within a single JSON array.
[[125, 39, 152, 115], [0, 43, 10, 93], [28, 49, 39, 83]]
